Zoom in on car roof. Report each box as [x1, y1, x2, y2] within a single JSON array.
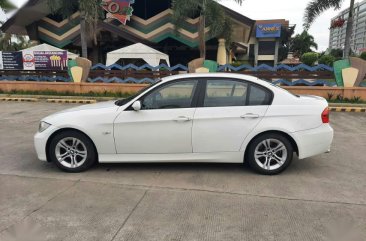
[[161, 73, 274, 88], [162, 73, 257, 82]]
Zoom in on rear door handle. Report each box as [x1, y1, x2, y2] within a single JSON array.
[[173, 116, 191, 122], [241, 113, 260, 119]]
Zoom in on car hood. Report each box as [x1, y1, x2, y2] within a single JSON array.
[[55, 100, 117, 114], [42, 101, 118, 124]]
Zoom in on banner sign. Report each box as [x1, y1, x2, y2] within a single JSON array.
[[0, 52, 3, 70], [0, 51, 68, 70], [1, 51, 23, 70], [256, 23, 282, 38], [101, 0, 135, 25], [34, 51, 68, 70]]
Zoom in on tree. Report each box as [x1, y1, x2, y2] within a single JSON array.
[[301, 52, 318, 66], [278, 25, 295, 62], [318, 54, 336, 66], [290, 31, 318, 57], [0, 0, 16, 12], [304, 0, 355, 59], [360, 52, 366, 60], [47, 0, 103, 59], [172, 0, 243, 59]]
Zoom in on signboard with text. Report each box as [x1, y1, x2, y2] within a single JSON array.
[[0, 51, 68, 70], [1, 51, 23, 70], [34, 51, 68, 70], [256, 23, 282, 38]]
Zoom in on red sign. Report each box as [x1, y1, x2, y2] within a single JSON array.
[[101, 0, 134, 25]]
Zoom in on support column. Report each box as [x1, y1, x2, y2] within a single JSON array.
[[217, 38, 227, 65]]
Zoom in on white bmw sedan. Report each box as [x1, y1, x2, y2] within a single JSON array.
[[34, 73, 333, 175]]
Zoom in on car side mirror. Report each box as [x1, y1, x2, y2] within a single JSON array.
[[132, 101, 142, 111]]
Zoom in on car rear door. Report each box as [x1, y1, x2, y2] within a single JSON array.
[[192, 78, 272, 153], [114, 79, 199, 154]]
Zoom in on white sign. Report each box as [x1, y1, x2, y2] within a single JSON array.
[[22, 50, 36, 70]]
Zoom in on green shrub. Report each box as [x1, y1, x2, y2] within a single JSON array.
[[301, 52, 318, 66], [318, 55, 336, 66], [360, 52, 366, 60], [231, 60, 250, 67]]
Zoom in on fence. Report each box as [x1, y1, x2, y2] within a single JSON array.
[[0, 63, 345, 87]]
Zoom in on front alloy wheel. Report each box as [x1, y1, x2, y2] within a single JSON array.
[[247, 133, 293, 175], [55, 137, 88, 169], [49, 130, 97, 172]]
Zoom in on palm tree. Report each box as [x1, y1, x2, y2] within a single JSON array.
[[0, 0, 16, 12], [304, 0, 355, 58], [47, 0, 102, 59], [172, 0, 243, 59], [290, 31, 318, 57]]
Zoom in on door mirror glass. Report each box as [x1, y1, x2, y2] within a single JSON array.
[[132, 101, 142, 111]]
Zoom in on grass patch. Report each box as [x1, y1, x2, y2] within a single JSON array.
[[0, 89, 134, 98]]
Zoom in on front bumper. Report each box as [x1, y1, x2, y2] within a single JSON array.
[[34, 126, 58, 162], [293, 124, 334, 159]]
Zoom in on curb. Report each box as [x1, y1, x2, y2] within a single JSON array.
[[330, 107, 366, 112], [0, 97, 39, 102], [46, 99, 97, 104], [0, 94, 116, 101]]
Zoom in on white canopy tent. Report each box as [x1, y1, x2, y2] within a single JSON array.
[[23, 43, 79, 59], [106, 43, 170, 67]]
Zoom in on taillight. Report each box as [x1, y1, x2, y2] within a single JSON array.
[[321, 107, 330, 123]]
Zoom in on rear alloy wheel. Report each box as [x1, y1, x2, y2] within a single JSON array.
[[247, 133, 293, 175], [49, 131, 97, 172]]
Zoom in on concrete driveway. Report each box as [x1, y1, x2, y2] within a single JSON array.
[[0, 102, 365, 241]]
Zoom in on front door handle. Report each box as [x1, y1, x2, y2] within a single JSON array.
[[241, 113, 260, 119], [173, 116, 191, 122]]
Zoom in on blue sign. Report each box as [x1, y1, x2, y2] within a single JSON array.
[[256, 24, 282, 38]]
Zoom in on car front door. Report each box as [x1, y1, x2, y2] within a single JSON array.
[[192, 78, 272, 153], [114, 79, 199, 154]]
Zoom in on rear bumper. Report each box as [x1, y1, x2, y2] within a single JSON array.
[[292, 124, 334, 159]]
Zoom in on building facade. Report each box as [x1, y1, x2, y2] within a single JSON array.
[[1, 0, 291, 66], [329, 0, 366, 54]]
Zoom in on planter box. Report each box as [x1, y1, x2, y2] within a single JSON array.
[[0, 81, 365, 100]]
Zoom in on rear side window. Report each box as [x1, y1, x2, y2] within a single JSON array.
[[248, 85, 272, 106], [204, 79, 248, 107]]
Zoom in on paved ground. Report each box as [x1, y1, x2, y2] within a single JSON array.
[[0, 102, 365, 241]]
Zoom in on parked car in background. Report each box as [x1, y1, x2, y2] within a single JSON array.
[[34, 73, 333, 175]]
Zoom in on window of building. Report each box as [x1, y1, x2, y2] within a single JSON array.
[[258, 41, 276, 55]]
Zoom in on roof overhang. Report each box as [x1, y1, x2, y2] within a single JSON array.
[[1, 0, 49, 35]]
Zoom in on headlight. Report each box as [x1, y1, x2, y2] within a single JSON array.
[[39, 121, 51, 133]]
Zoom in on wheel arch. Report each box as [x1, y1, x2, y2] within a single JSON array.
[[45, 128, 99, 163], [243, 130, 299, 162]]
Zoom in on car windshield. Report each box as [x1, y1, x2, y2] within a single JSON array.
[[115, 80, 162, 106]]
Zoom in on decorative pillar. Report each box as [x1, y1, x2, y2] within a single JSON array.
[[217, 38, 227, 65]]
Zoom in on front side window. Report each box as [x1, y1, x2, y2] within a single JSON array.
[[204, 79, 248, 107], [142, 80, 197, 109]]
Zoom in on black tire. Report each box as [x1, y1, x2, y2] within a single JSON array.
[[49, 130, 97, 173], [246, 133, 293, 175]]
